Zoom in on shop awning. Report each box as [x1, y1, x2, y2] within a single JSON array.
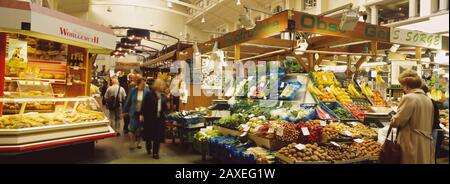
[[0, 1, 116, 53], [141, 50, 177, 67]]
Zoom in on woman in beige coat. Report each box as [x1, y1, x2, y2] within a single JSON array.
[[391, 70, 435, 164]]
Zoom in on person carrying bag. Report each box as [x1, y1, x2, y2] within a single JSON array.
[[380, 126, 402, 164]]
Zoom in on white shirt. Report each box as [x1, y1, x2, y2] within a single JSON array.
[[136, 90, 144, 112], [157, 96, 162, 118]]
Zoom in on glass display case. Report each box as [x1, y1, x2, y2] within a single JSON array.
[[0, 97, 111, 146]]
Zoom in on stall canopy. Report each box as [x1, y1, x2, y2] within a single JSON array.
[[0, 0, 116, 53]]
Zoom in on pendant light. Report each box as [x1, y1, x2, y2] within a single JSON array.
[[201, 15, 205, 23]]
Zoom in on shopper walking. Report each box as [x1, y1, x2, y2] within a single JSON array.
[[390, 70, 435, 164], [123, 73, 137, 134], [142, 79, 169, 159], [123, 78, 149, 150], [105, 77, 127, 135]]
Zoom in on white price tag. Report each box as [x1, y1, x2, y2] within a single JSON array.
[[206, 126, 213, 130], [354, 139, 364, 143], [330, 141, 340, 147], [278, 101, 284, 108], [295, 143, 306, 150], [200, 128, 207, 134], [349, 122, 358, 126], [371, 71, 377, 78], [248, 114, 255, 118], [263, 96, 267, 100], [276, 127, 284, 136], [268, 127, 275, 134], [345, 130, 352, 137], [73, 66, 80, 70], [240, 131, 248, 137], [280, 82, 285, 88], [242, 125, 250, 132], [325, 87, 331, 92], [301, 127, 310, 136], [320, 121, 327, 126], [238, 113, 244, 116], [322, 76, 327, 81]]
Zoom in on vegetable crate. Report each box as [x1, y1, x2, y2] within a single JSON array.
[[215, 126, 241, 137], [248, 134, 289, 151], [318, 102, 358, 121]]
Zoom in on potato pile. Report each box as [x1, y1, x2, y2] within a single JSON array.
[[351, 139, 382, 158], [324, 144, 359, 161], [278, 143, 332, 162]]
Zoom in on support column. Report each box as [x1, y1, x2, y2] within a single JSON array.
[[420, 0, 438, 16], [370, 5, 378, 25], [234, 44, 240, 61], [439, 0, 448, 11], [416, 47, 422, 64], [409, 0, 418, 17]]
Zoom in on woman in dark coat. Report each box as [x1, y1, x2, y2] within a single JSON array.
[[141, 79, 169, 159]]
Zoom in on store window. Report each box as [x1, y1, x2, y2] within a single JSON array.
[[304, 0, 317, 10]]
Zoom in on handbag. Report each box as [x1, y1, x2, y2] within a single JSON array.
[[379, 125, 402, 164]]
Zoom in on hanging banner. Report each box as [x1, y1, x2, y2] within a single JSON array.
[[390, 28, 442, 49], [293, 11, 390, 42]]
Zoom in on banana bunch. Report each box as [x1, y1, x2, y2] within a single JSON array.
[[430, 88, 443, 101], [330, 85, 352, 103], [308, 84, 324, 96], [375, 75, 385, 84], [348, 83, 362, 98], [361, 83, 374, 97]]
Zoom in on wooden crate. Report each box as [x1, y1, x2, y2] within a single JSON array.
[[215, 126, 241, 136], [275, 153, 332, 164], [248, 134, 289, 151]]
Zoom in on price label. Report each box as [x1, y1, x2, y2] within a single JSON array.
[[325, 87, 331, 92], [238, 113, 244, 116], [200, 128, 207, 134], [240, 131, 248, 137], [263, 96, 267, 100], [268, 127, 275, 134], [278, 101, 284, 108], [206, 126, 213, 130], [320, 121, 327, 126], [330, 141, 340, 147], [73, 66, 80, 70], [241, 125, 250, 132], [280, 82, 285, 88], [349, 122, 358, 126], [345, 130, 352, 137], [248, 114, 255, 118], [301, 127, 310, 136], [276, 127, 284, 136], [354, 139, 364, 143], [323, 76, 327, 81], [295, 143, 306, 150], [371, 71, 377, 78]]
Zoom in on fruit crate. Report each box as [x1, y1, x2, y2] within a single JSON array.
[[318, 102, 358, 121], [248, 134, 289, 151], [275, 153, 331, 164], [215, 126, 241, 137]]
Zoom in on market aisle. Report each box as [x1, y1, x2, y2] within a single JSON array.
[[81, 134, 212, 164]]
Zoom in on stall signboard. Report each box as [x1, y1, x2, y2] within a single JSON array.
[[115, 62, 141, 70], [390, 28, 442, 49], [197, 10, 290, 54], [293, 11, 390, 42]]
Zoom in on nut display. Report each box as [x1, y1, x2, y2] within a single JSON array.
[[350, 139, 382, 158], [276, 122, 299, 142]]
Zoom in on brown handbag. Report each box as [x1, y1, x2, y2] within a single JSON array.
[[379, 126, 402, 164]]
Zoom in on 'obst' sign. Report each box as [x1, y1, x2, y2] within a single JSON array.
[[293, 12, 390, 42], [390, 28, 442, 49]]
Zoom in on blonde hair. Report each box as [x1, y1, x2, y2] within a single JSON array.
[[152, 79, 166, 91], [398, 70, 422, 89]]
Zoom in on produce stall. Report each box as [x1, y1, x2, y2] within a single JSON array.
[[0, 1, 116, 154]]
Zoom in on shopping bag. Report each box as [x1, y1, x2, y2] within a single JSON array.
[[379, 125, 402, 164]]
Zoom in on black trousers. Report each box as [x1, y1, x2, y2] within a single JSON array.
[[146, 140, 160, 155], [123, 113, 130, 132]]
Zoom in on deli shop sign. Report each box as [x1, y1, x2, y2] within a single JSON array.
[[390, 28, 442, 49], [59, 27, 99, 44]]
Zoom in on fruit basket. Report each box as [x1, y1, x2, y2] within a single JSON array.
[[319, 102, 358, 121]]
